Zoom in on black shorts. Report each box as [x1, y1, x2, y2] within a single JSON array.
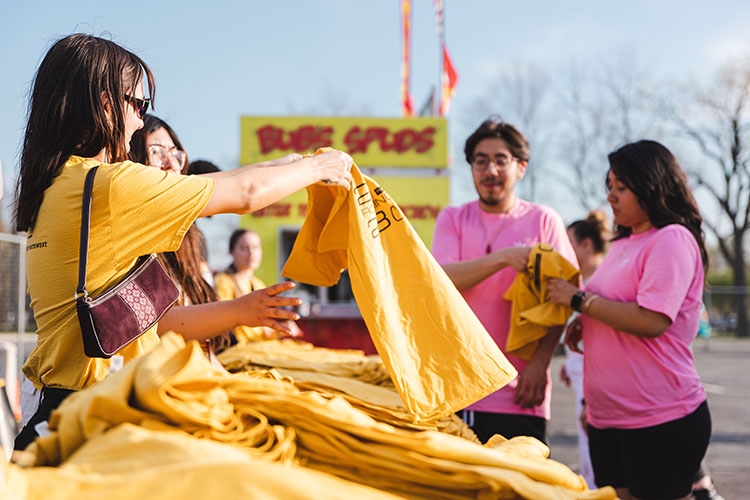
[[457, 409, 548, 445], [588, 400, 711, 500], [14, 387, 75, 450]]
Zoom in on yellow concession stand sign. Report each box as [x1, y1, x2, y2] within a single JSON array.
[[240, 116, 448, 168], [239, 116, 450, 285]]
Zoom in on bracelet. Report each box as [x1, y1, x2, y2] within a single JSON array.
[[582, 293, 599, 315]]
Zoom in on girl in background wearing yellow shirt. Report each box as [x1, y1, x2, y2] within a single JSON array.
[[215, 229, 302, 343], [14, 33, 353, 449]]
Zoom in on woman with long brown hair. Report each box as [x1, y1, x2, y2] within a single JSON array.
[[548, 140, 710, 500], [14, 33, 352, 449]]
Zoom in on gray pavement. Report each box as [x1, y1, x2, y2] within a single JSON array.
[[549, 336, 750, 499]]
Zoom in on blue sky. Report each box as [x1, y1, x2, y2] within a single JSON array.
[[2, 0, 750, 227]]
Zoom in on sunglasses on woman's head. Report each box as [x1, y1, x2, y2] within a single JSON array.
[[124, 95, 150, 119]]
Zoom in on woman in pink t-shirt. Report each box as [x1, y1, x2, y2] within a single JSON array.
[[548, 140, 710, 500]]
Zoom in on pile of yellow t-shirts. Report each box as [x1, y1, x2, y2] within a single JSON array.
[[218, 339, 392, 386], [3, 423, 406, 500], [282, 154, 517, 422], [230, 352, 476, 440], [25, 335, 615, 500]]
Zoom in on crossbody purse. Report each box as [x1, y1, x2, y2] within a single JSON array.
[[75, 166, 179, 358]]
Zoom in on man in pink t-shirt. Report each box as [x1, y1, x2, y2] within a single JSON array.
[[431, 118, 577, 445]]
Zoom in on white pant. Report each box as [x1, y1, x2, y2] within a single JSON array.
[[565, 351, 596, 488], [20, 377, 41, 427]]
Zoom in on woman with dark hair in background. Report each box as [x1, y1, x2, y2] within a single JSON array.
[[214, 228, 302, 343], [548, 140, 711, 500], [559, 210, 611, 488], [14, 33, 353, 449]]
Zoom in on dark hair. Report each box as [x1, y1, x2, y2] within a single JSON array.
[[226, 228, 259, 274], [607, 140, 708, 269], [464, 117, 530, 164], [129, 114, 187, 173], [129, 115, 228, 350], [228, 228, 255, 253], [15, 33, 155, 232], [568, 210, 611, 255], [188, 160, 221, 175]]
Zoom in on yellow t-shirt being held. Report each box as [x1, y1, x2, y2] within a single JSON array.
[[23, 155, 214, 390], [214, 272, 274, 343]]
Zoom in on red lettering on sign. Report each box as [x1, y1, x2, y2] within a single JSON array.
[[297, 204, 308, 217], [399, 204, 442, 220], [343, 126, 436, 155], [256, 125, 333, 154], [251, 203, 292, 217]]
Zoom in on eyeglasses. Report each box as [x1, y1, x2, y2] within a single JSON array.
[[148, 144, 187, 169], [124, 95, 150, 119], [470, 154, 517, 171]]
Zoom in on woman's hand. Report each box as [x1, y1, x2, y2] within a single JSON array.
[[564, 316, 583, 354], [311, 150, 354, 189], [268, 319, 303, 338], [234, 281, 303, 336], [547, 278, 579, 307]]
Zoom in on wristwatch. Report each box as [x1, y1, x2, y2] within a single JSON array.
[[570, 290, 586, 312]]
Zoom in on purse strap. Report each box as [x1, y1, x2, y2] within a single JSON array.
[[75, 166, 100, 304]]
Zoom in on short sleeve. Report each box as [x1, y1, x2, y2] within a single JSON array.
[[431, 207, 461, 265], [636, 227, 700, 322], [541, 209, 580, 275], [109, 162, 215, 263]]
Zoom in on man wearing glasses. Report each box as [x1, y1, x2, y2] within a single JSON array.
[[431, 118, 577, 445]]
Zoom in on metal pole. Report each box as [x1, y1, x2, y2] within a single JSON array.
[[436, 1, 444, 116], [17, 236, 26, 383]]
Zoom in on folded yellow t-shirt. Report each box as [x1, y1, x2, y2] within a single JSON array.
[[503, 243, 580, 360]]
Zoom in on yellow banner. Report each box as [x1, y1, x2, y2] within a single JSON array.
[[240, 116, 447, 168], [241, 175, 450, 284]]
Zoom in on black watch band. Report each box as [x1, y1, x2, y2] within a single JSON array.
[[570, 291, 586, 312]]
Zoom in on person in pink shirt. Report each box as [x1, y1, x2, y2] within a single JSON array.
[[431, 118, 577, 445], [548, 140, 710, 500]]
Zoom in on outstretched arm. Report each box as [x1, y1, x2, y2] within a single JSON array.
[[157, 282, 302, 340], [199, 151, 353, 217]]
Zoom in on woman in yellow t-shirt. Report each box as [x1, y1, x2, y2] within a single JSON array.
[[14, 33, 353, 450], [215, 229, 302, 343]]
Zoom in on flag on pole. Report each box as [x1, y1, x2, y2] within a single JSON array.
[[440, 43, 458, 116], [433, 0, 458, 116], [400, 0, 414, 117]]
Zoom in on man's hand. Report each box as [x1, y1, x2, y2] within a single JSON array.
[[497, 246, 531, 273], [514, 357, 547, 408]]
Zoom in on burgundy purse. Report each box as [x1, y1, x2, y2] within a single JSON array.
[[75, 166, 179, 358]]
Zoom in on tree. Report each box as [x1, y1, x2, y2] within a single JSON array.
[[465, 63, 551, 202], [660, 58, 750, 337], [552, 52, 658, 212]]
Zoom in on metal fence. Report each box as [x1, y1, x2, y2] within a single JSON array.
[[704, 286, 750, 336], [0, 232, 30, 416]]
